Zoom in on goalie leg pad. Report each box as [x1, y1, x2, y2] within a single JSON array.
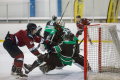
[[73, 54, 84, 67], [39, 62, 56, 74], [73, 54, 91, 70]]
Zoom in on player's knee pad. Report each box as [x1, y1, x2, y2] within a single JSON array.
[[14, 53, 24, 69], [15, 53, 24, 61]]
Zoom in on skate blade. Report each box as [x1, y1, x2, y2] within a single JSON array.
[[11, 72, 17, 76], [15, 75, 28, 80], [43, 72, 47, 75], [11, 72, 15, 75]]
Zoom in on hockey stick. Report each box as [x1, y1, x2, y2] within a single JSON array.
[[37, 1, 70, 50], [50, 1, 70, 42], [78, 38, 84, 45], [59, 1, 70, 23], [78, 37, 93, 46]]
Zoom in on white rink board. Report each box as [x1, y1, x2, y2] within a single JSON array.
[[0, 23, 120, 40]]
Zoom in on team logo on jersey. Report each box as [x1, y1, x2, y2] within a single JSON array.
[[30, 41, 34, 45]]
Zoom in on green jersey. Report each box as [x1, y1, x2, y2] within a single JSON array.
[[53, 40, 76, 66], [45, 20, 56, 33]]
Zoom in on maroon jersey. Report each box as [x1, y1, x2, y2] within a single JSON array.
[[10, 30, 47, 56], [76, 18, 90, 31]]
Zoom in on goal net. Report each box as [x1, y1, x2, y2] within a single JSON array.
[[84, 25, 120, 80]]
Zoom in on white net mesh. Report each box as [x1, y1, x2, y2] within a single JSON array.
[[86, 25, 120, 80]]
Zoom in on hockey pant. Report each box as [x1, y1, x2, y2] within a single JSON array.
[[3, 32, 24, 69]]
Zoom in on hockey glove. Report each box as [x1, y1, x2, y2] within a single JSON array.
[[36, 26, 42, 36], [77, 30, 83, 35]]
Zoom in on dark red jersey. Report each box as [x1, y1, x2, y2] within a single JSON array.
[[10, 30, 47, 56], [76, 18, 90, 31]]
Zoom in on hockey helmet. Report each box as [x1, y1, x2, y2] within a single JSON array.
[[76, 15, 81, 18], [64, 32, 74, 41], [27, 23, 37, 31], [52, 15, 57, 20]]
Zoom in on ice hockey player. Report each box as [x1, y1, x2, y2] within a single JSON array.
[[45, 21, 91, 70], [40, 20, 64, 52], [43, 20, 91, 70], [44, 15, 57, 39], [76, 15, 91, 38], [23, 32, 76, 74], [47, 20, 67, 44], [3, 23, 55, 79]]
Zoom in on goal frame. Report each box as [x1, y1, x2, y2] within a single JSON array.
[[84, 24, 101, 80], [84, 24, 120, 80]]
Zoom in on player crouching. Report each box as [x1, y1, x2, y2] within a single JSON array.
[[23, 32, 77, 74]]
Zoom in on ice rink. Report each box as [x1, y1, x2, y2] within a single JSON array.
[[0, 42, 84, 80]]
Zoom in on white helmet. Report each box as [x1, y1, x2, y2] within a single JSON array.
[[57, 20, 65, 27]]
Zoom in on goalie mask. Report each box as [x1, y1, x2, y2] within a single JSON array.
[[57, 20, 65, 27]]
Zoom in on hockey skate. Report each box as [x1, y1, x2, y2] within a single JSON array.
[[87, 62, 91, 71], [11, 65, 17, 75], [16, 68, 28, 79], [40, 64, 50, 74], [11, 65, 28, 79], [23, 63, 32, 74], [39, 62, 55, 74]]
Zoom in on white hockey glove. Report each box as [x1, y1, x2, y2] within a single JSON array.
[[36, 26, 42, 36]]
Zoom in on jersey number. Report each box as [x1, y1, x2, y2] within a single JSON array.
[[50, 21, 54, 25]]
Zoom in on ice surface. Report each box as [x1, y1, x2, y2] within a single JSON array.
[[0, 42, 84, 80]]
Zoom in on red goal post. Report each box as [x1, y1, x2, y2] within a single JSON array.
[[84, 24, 100, 80]]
